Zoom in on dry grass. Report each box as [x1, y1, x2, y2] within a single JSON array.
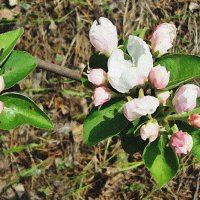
[[0, 0, 200, 199]]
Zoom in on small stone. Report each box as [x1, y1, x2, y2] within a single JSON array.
[[14, 184, 25, 198], [49, 21, 57, 31], [9, 0, 18, 7], [189, 2, 200, 12]]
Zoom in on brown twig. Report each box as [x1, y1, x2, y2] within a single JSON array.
[[36, 58, 82, 82]]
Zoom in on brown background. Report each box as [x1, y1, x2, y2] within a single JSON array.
[[0, 0, 199, 199]]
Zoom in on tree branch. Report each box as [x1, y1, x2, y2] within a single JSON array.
[[36, 57, 82, 82]]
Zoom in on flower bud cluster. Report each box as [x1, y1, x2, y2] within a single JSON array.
[[87, 17, 197, 155]]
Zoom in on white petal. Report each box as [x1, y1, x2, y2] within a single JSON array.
[[89, 17, 118, 55], [127, 36, 153, 78], [89, 20, 97, 36], [0, 76, 5, 92], [108, 49, 138, 93], [99, 17, 115, 32], [91, 25, 114, 53]]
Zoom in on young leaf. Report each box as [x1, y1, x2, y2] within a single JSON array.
[[192, 130, 200, 162], [143, 137, 179, 187], [120, 27, 148, 52], [83, 98, 128, 146], [121, 134, 148, 154], [0, 93, 53, 130], [0, 51, 37, 89], [132, 27, 148, 39], [155, 54, 200, 90], [0, 28, 24, 65]]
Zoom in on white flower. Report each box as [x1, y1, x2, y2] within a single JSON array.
[[107, 36, 153, 93], [123, 96, 159, 121], [89, 17, 118, 55], [140, 121, 160, 142], [0, 76, 5, 93], [172, 84, 200, 113], [150, 23, 177, 56], [156, 91, 170, 105]]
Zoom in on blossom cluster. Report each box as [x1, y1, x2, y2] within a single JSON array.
[[86, 17, 200, 155]]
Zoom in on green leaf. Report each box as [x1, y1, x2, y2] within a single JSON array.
[[81, 66, 94, 89], [89, 53, 108, 72], [1, 51, 37, 89], [81, 74, 93, 89], [121, 134, 148, 154], [120, 118, 144, 136], [0, 93, 53, 130], [120, 120, 147, 154], [155, 54, 200, 90], [192, 130, 200, 162], [143, 137, 179, 187], [82, 53, 108, 88], [176, 121, 197, 133], [0, 28, 24, 65], [83, 98, 128, 146]]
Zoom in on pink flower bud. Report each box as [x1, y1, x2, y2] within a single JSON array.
[[188, 114, 200, 128], [89, 17, 118, 55], [150, 23, 177, 55], [170, 131, 193, 154], [0, 76, 5, 93], [156, 91, 170, 105], [87, 68, 107, 86], [0, 101, 4, 113], [123, 96, 159, 121], [92, 86, 111, 107], [140, 121, 159, 142], [149, 65, 170, 89], [172, 84, 200, 113]]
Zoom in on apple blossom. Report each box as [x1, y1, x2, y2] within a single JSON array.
[[172, 84, 200, 113], [108, 36, 153, 93], [156, 91, 170, 105], [188, 114, 200, 128], [0, 101, 4, 113], [149, 65, 170, 89], [150, 23, 177, 56], [87, 68, 107, 86], [140, 121, 159, 142], [92, 86, 111, 107], [123, 96, 159, 121], [0, 76, 5, 93], [89, 17, 118, 55], [170, 131, 193, 154]]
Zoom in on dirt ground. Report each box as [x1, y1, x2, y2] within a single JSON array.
[[0, 0, 200, 199]]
